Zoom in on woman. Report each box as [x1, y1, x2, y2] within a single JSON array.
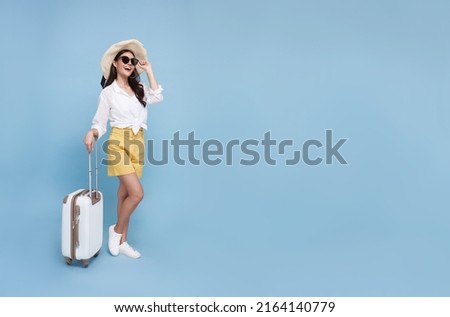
[[84, 39, 163, 259]]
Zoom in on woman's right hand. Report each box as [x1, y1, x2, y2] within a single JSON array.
[[84, 129, 97, 153]]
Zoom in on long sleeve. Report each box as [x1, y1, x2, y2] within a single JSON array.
[[144, 84, 164, 105], [91, 93, 110, 140]]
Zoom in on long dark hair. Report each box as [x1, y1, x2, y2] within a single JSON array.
[[101, 49, 146, 107]]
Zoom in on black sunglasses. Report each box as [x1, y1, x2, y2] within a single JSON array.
[[119, 56, 139, 66]]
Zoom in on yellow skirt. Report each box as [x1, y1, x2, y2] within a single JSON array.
[[106, 127, 145, 178]]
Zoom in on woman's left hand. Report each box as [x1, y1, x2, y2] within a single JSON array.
[[138, 59, 153, 72]]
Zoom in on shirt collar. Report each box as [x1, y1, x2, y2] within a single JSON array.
[[111, 80, 131, 97]]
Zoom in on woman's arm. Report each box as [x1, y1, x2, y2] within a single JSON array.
[[139, 59, 159, 91], [84, 93, 109, 153], [139, 59, 163, 104]]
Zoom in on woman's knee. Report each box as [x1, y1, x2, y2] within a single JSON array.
[[118, 173, 144, 203], [129, 187, 144, 203]]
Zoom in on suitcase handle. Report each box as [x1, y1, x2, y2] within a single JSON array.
[[88, 140, 99, 202]]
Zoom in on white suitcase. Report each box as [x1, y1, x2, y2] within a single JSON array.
[[61, 142, 103, 267]]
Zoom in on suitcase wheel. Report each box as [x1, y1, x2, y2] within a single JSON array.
[[64, 257, 73, 265], [94, 250, 100, 258], [82, 259, 89, 268]]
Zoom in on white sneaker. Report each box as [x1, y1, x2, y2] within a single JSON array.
[[108, 225, 122, 256], [119, 241, 141, 259]]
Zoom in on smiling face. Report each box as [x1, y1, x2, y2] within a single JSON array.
[[113, 51, 136, 78]]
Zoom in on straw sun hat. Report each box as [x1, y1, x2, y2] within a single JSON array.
[[100, 39, 148, 79]]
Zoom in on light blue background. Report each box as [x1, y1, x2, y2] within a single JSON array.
[[1, 0, 450, 296]]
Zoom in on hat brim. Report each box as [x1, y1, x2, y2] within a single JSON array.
[[100, 39, 148, 79]]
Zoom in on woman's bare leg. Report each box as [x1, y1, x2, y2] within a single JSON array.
[[114, 173, 144, 244]]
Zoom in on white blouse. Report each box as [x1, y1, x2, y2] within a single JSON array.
[[91, 80, 163, 139]]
